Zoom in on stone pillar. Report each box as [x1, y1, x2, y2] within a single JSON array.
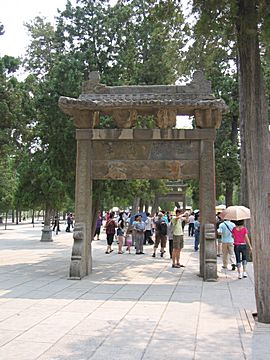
[[199, 139, 217, 281], [41, 226, 53, 242], [69, 135, 92, 279]]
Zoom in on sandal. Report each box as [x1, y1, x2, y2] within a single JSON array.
[[110, 249, 114, 253], [118, 251, 123, 254]]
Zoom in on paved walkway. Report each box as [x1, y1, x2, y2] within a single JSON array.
[[0, 222, 269, 360]]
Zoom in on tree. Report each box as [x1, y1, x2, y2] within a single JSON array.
[[190, 0, 270, 323], [236, 0, 270, 324], [183, 1, 240, 206]]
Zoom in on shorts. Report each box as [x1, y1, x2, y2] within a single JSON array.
[[173, 235, 184, 249], [117, 228, 124, 236], [154, 233, 167, 248]]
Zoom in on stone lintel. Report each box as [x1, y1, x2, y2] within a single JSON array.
[[92, 160, 199, 180], [76, 128, 216, 141]]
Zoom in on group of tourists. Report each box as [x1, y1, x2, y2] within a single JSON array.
[[94, 208, 251, 277], [96, 209, 191, 269]]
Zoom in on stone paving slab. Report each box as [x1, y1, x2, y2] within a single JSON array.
[[0, 222, 269, 360]]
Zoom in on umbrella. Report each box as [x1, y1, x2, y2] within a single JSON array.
[[219, 205, 251, 221], [129, 212, 147, 224]]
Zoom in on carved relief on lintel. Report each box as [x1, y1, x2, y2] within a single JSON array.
[[68, 109, 100, 129], [111, 109, 137, 128], [194, 109, 222, 129], [155, 108, 177, 128]]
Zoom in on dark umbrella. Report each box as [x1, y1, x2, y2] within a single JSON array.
[[130, 212, 147, 224]]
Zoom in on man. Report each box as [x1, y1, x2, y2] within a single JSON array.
[[133, 214, 146, 254], [152, 212, 167, 258], [217, 219, 236, 270], [171, 209, 185, 268]]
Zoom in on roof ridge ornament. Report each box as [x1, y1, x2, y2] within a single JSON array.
[[82, 71, 108, 94], [190, 70, 212, 94]]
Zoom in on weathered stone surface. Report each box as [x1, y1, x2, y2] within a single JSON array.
[[40, 226, 53, 242], [76, 128, 216, 141], [92, 140, 199, 161], [92, 160, 199, 180], [194, 109, 222, 129], [69, 223, 86, 280], [204, 223, 218, 282], [199, 140, 217, 279]]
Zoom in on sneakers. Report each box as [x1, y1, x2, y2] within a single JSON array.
[[238, 273, 243, 279], [160, 252, 164, 258], [152, 253, 156, 258], [243, 271, 247, 278], [231, 264, 236, 271]]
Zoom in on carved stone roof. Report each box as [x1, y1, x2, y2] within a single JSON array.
[[58, 71, 228, 129]]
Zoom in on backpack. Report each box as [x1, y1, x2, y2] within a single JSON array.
[[159, 220, 167, 236]]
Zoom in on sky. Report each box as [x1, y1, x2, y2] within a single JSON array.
[[0, 0, 77, 57]]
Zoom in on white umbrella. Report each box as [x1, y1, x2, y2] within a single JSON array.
[[220, 205, 251, 221]]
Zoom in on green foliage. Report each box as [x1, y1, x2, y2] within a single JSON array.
[[0, 156, 17, 212]]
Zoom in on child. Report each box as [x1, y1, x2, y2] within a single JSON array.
[[125, 231, 132, 254], [232, 220, 252, 279]]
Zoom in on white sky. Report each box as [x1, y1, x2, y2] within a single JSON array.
[[0, 0, 77, 57]]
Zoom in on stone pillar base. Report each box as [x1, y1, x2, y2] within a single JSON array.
[[41, 226, 53, 242]]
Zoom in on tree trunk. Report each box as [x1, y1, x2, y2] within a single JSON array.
[[32, 209, 35, 227], [225, 182, 233, 207], [139, 198, 144, 212], [11, 210, 15, 223], [4, 211, 8, 230], [151, 195, 160, 215], [236, 0, 270, 323], [131, 197, 140, 215]]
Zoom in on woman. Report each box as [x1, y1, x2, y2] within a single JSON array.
[[117, 212, 125, 254], [105, 213, 117, 254], [94, 213, 102, 240], [232, 220, 252, 279]]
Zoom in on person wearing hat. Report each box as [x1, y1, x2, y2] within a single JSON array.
[[152, 212, 167, 258]]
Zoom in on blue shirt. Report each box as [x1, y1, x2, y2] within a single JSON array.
[[218, 221, 235, 243], [133, 221, 146, 232]]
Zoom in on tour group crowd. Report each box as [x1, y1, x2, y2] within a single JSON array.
[[93, 209, 252, 278]]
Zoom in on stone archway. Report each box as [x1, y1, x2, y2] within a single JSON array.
[[59, 71, 228, 281]]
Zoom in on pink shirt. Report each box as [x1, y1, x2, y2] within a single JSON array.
[[232, 227, 248, 245]]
